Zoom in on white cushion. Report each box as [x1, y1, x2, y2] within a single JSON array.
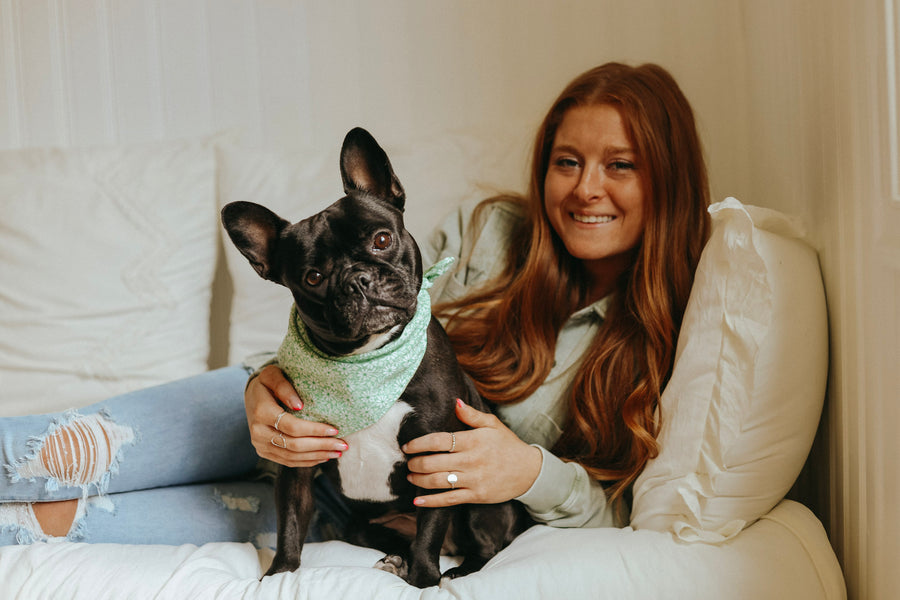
[[630, 197, 829, 541], [0, 500, 845, 598], [0, 138, 218, 416], [218, 132, 527, 364]]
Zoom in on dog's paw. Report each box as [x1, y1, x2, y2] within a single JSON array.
[[374, 554, 408, 579]]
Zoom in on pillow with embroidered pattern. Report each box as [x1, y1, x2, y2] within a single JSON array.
[[0, 138, 218, 416]]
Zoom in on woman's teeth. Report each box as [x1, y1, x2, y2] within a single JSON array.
[[572, 213, 615, 224]]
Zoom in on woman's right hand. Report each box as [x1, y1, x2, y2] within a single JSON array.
[[244, 364, 348, 468]]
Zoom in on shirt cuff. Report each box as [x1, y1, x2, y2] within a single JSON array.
[[514, 445, 618, 528], [514, 445, 578, 514]]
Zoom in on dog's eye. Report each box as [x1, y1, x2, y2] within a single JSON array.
[[373, 231, 392, 251], [305, 270, 324, 287]]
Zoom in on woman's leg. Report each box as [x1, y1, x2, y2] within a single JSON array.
[[0, 365, 355, 546], [0, 474, 350, 546], [0, 480, 278, 546], [0, 366, 259, 543], [1, 366, 256, 503], [69, 474, 352, 547]]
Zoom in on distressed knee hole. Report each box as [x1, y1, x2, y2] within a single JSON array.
[[1, 497, 113, 543], [31, 499, 79, 537], [9, 412, 135, 493], [0, 502, 45, 543]]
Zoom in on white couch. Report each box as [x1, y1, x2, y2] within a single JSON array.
[[0, 136, 845, 598]]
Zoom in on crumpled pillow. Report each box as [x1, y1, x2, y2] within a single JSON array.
[[630, 197, 828, 542], [0, 138, 218, 416]]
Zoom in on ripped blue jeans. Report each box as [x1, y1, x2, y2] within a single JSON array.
[[0, 366, 348, 547]]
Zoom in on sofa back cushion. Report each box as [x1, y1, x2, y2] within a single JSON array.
[[0, 138, 218, 416]]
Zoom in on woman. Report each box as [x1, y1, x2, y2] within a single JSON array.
[[245, 61, 710, 528], [0, 62, 708, 544]]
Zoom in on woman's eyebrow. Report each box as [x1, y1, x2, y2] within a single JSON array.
[[549, 142, 637, 158], [604, 146, 636, 156], [549, 143, 581, 155]]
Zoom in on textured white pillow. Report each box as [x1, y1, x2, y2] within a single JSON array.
[[0, 138, 218, 416], [218, 132, 527, 364], [630, 198, 828, 542]]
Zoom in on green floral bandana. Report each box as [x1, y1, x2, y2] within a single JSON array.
[[276, 257, 456, 436]]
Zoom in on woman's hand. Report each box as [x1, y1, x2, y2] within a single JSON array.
[[245, 364, 348, 468], [403, 399, 542, 507]]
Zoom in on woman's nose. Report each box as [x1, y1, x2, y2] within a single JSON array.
[[573, 167, 604, 202]]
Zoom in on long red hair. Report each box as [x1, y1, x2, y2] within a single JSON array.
[[437, 63, 710, 508]]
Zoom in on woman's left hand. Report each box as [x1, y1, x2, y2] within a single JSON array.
[[402, 399, 543, 507]]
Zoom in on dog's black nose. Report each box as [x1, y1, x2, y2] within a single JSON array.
[[343, 270, 372, 296]]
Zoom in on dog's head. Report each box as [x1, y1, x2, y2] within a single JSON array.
[[222, 128, 423, 356]]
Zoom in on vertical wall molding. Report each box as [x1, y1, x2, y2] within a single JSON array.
[[148, 0, 166, 138], [49, 0, 72, 145], [97, 0, 117, 143], [888, 0, 900, 202], [1, 0, 23, 146]]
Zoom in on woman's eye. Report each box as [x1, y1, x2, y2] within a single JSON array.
[[608, 160, 635, 171], [373, 231, 392, 251], [305, 270, 324, 286], [555, 157, 580, 169]]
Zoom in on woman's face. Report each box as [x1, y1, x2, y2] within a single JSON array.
[[543, 104, 647, 289]]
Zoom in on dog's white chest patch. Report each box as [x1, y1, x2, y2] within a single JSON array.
[[338, 401, 413, 502]]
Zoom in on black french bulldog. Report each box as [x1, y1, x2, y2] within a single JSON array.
[[221, 128, 530, 588]]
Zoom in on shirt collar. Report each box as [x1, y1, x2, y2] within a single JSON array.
[[567, 294, 611, 325]]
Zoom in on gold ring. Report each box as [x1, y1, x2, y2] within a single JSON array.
[[447, 472, 458, 489], [274, 410, 288, 432], [448, 431, 457, 453], [271, 433, 287, 449]]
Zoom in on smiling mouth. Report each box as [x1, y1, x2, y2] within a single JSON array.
[[571, 213, 616, 224]]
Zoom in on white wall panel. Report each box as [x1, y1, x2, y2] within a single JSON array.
[[0, 0, 20, 144], [205, 0, 263, 143], [887, 0, 900, 202], [10, 0, 61, 146], [253, 0, 314, 148], [156, 0, 213, 138], [0, 0, 748, 173], [62, 0, 114, 144], [105, 0, 165, 142]]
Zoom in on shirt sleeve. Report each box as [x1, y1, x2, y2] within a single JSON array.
[[515, 446, 619, 528]]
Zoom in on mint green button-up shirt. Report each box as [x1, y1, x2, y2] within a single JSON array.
[[424, 199, 618, 528]]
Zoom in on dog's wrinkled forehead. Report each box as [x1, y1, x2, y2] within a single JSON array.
[[281, 195, 409, 265]]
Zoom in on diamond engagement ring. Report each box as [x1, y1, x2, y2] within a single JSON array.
[[447, 472, 458, 489]]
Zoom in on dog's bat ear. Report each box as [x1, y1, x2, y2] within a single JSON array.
[[221, 201, 289, 282], [340, 127, 406, 212]]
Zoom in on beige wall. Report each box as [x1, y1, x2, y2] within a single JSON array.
[[732, 2, 899, 598], [2, 1, 897, 597]]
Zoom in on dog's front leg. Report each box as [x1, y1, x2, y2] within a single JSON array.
[[264, 466, 315, 577], [406, 506, 452, 588]]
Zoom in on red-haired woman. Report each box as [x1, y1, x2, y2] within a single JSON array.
[[247, 62, 711, 526]]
